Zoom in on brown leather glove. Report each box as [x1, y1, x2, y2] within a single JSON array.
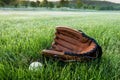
[[42, 27, 102, 62]]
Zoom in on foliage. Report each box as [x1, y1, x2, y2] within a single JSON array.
[[30, 1, 37, 7], [0, 11, 120, 80], [75, 0, 83, 8], [40, 0, 48, 7], [36, 0, 40, 7], [0, 0, 15, 5], [47, 2, 54, 8], [59, 0, 69, 7], [19, 1, 29, 8], [0, 0, 5, 7]]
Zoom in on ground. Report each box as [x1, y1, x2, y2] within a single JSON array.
[[0, 10, 120, 80]]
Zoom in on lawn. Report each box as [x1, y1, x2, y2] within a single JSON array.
[[0, 11, 120, 80]]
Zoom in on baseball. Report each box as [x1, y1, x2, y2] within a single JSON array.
[[29, 62, 43, 70]]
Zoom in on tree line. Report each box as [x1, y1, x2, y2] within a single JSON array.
[[0, 0, 83, 8], [0, 0, 120, 10]]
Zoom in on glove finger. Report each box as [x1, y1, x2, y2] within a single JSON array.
[[42, 49, 64, 56], [56, 27, 89, 43], [54, 38, 77, 51], [54, 35, 93, 52], [55, 33, 91, 46], [57, 31, 89, 43], [55, 32, 81, 45], [42, 50, 76, 60], [52, 44, 72, 52], [56, 31, 91, 48]]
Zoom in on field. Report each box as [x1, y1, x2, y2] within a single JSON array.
[[0, 11, 120, 80]]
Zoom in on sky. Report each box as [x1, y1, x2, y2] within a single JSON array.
[[29, 0, 120, 3]]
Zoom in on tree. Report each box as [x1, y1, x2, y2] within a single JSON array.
[[1, 0, 16, 5], [65, 0, 69, 7], [36, 0, 40, 7], [30, 1, 37, 7], [47, 2, 54, 8], [41, 0, 48, 7], [75, 0, 83, 8], [59, 0, 69, 7], [10, 0, 21, 7], [0, 0, 21, 7], [19, 1, 29, 8], [0, 0, 6, 7]]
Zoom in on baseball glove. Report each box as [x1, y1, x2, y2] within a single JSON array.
[[42, 27, 102, 62]]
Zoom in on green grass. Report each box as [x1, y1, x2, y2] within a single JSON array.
[[0, 11, 120, 80]]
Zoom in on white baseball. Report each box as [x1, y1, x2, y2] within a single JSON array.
[[29, 62, 43, 70]]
